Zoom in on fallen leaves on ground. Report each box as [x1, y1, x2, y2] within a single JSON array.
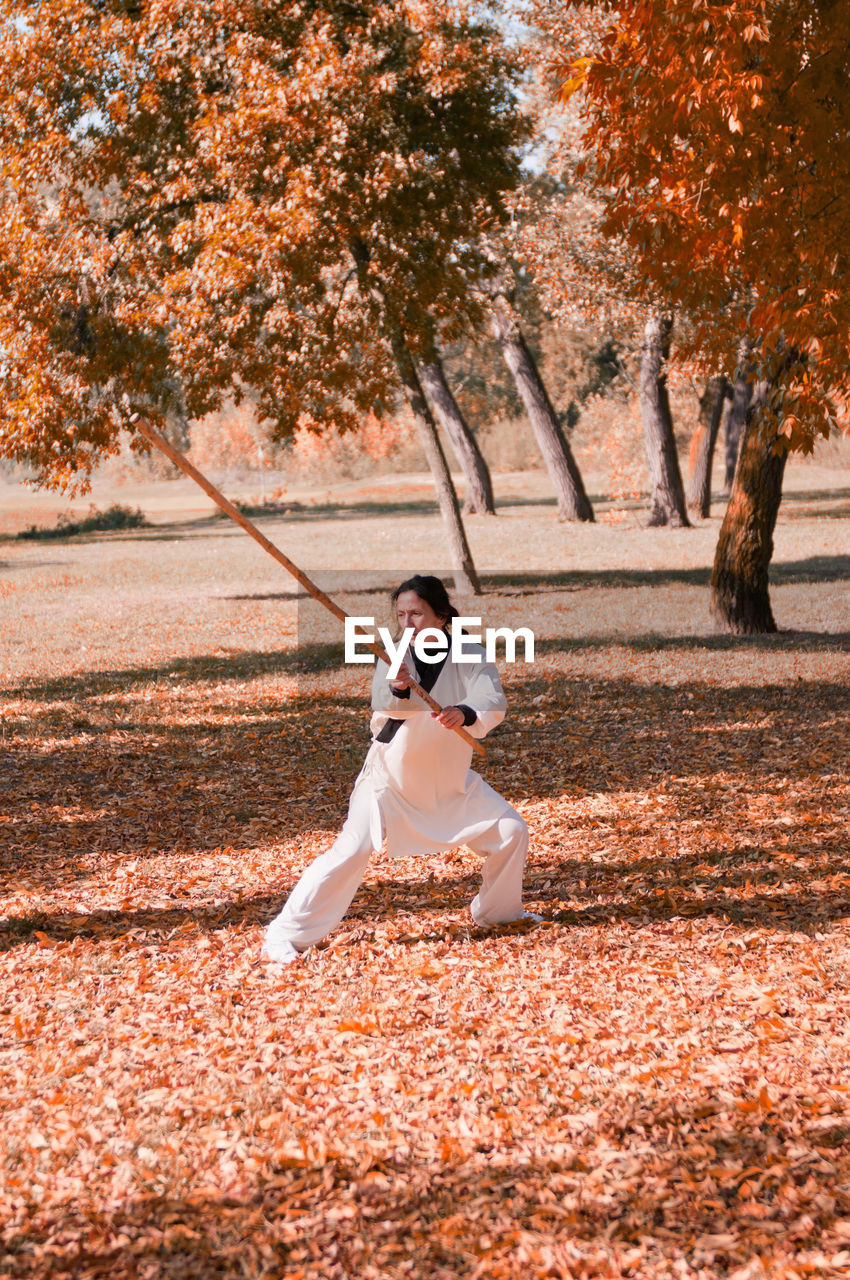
[[1, 552, 849, 1278]]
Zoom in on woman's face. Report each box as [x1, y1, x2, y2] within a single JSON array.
[[395, 590, 446, 636]]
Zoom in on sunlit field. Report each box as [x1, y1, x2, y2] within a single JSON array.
[[2, 455, 849, 1279]]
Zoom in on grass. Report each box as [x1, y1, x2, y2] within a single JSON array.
[[15, 503, 149, 541]]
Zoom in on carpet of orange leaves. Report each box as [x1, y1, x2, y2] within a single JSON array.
[[1, 478, 850, 1279]]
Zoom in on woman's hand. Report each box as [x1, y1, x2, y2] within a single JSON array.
[[389, 661, 414, 690], [432, 705, 464, 731]]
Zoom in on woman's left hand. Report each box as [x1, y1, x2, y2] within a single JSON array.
[[432, 705, 464, 730]]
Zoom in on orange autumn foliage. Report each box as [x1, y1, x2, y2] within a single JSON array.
[[535, 0, 850, 448], [187, 403, 418, 481], [0, 1, 524, 492]]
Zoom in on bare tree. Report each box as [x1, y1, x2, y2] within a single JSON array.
[[723, 343, 753, 492], [417, 344, 496, 515], [639, 311, 690, 527], [393, 337, 481, 593], [688, 375, 729, 519], [489, 293, 594, 522]]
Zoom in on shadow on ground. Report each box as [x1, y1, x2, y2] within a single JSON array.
[[2, 658, 848, 947], [4, 1107, 849, 1278], [3, 807, 849, 951], [483, 555, 850, 593], [0, 643, 347, 702], [532, 630, 850, 654], [4, 823, 849, 953]]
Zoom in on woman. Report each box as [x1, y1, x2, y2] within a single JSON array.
[[263, 574, 537, 963]]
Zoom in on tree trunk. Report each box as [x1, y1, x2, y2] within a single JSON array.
[[349, 237, 480, 594], [710, 390, 787, 633], [417, 350, 496, 515], [687, 375, 728, 519], [723, 340, 752, 493], [391, 334, 481, 595], [489, 296, 594, 522], [639, 311, 690, 527]]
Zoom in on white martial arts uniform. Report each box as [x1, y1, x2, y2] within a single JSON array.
[[263, 642, 530, 956]]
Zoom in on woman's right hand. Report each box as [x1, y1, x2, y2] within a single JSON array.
[[389, 661, 414, 690]]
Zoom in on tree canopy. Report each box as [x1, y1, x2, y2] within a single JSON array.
[[535, 0, 850, 447], [0, 0, 525, 488]]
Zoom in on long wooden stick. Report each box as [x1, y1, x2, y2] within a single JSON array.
[[132, 417, 485, 757]]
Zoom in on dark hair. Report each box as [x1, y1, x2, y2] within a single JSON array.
[[391, 574, 459, 622]]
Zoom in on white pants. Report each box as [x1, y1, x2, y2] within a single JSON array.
[[265, 776, 529, 952]]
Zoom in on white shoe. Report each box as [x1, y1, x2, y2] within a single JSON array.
[[471, 908, 543, 928], [261, 936, 302, 965]]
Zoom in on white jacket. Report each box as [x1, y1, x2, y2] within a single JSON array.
[[359, 644, 512, 857]]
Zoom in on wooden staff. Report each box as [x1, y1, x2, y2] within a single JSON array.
[[131, 417, 485, 757]]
